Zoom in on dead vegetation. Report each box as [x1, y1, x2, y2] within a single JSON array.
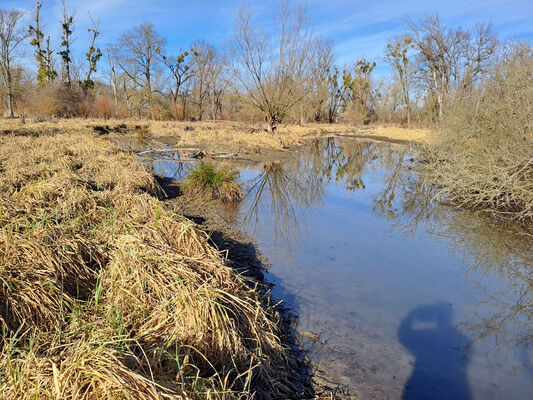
[[421, 44, 533, 227], [0, 117, 433, 156], [0, 131, 306, 399]]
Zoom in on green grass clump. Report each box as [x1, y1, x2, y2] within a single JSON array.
[[183, 161, 244, 202]]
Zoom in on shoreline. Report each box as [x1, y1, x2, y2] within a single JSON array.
[[0, 130, 316, 399], [157, 175, 357, 399]]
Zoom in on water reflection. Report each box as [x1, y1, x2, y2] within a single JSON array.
[[372, 153, 533, 371], [398, 303, 471, 400], [243, 161, 324, 252], [237, 137, 532, 383], [240, 139, 379, 251], [136, 135, 532, 398]]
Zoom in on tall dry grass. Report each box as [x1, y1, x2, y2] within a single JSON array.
[[0, 131, 301, 399], [421, 43, 533, 227]]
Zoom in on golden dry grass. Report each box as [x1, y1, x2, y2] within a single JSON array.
[[0, 117, 434, 154], [369, 126, 435, 143], [0, 131, 301, 399]]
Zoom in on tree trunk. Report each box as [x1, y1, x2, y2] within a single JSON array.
[[5, 69, 14, 118], [107, 50, 119, 116], [436, 92, 443, 121], [266, 115, 277, 133], [7, 92, 14, 118]]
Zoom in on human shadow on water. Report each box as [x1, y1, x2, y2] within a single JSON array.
[[398, 303, 472, 400]]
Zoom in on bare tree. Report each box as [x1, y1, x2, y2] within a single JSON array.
[[106, 47, 118, 115], [160, 47, 196, 113], [461, 22, 498, 90], [0, 9, 28, 118], [408, 16, 498, 121], [228, 1, 315, 132], [81, 14, 102, 92], [190, 40, 225, 120], [408, 15, 469, 120], [385, 36, 414, 127], [309, 36, 335, 122], [343, 59, 378, 124], [116, 23, 165, 113], [326, 66, 348, 123]]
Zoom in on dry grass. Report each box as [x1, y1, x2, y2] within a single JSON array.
[[369, 126, 435, 143], [0, 117, 434, 154], [0, 131, 302, 399]]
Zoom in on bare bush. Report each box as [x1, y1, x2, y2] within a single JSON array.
[[93, 94, 112, 119], [422, 42, 533, 225]]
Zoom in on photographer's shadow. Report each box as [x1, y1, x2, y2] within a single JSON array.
[[398, 303, 472, 400]]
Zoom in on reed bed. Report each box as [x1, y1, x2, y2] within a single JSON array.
[[0, 131, 300, 399]]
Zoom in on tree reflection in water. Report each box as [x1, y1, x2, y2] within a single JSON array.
[[368, 142, 532, 374], [243, 160, 324, 252], [241, 138, 379, 251], [240, 136, 531, 374]]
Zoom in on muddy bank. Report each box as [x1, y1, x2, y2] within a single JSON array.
[[156, 176, 357, 399]]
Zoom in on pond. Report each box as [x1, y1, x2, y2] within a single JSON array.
[[122, 136, 532, 400]]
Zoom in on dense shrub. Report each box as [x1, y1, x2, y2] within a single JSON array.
[[422, 43, 533, 225]]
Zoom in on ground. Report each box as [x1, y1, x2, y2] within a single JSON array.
[[0, 118, 436, 154], [0, 122, 360, 399]]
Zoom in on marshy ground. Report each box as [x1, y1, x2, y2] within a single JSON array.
[[0, 118, 530, 399], [0, 127, 333, 399]]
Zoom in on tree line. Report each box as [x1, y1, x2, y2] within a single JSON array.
[[0, 0, 520, 131]]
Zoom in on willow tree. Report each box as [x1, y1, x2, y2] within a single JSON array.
[[229, 1, 315, 132], [0, 8, 28, 118]]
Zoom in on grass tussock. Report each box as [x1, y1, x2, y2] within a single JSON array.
[[421, 44, 533, 226], [0, 132, 300, 399], [183, 161, 244, 202]]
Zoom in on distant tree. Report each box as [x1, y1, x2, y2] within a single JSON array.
[[309, 37, 335, 122], [408, 16, 498, 121], [80, 15, 102, 92], [326, 66, 348, 123], [385, 36, 414, 127], [28, 0, 56, 85], [0, 8, 28, 118], [58, 0, 75, 87], [229, 1, 315, 132], [343, 59, 378, 124], [190, 40, 223, 120], [461, 22, 498, 91], [160, 47, 197, 113], [106, 47, 118, 114], [116, 23, 165, 113]]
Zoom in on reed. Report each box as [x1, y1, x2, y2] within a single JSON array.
[[0, 131, 301, 399], [183, 161, 244, 202]]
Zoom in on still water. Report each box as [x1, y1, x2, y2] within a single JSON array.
[[132, 137, 532, 399]]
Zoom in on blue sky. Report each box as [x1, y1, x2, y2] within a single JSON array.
[[3, 0, 533, 77]]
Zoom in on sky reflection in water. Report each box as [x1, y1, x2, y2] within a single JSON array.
[[138, 137, 532, 400]]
